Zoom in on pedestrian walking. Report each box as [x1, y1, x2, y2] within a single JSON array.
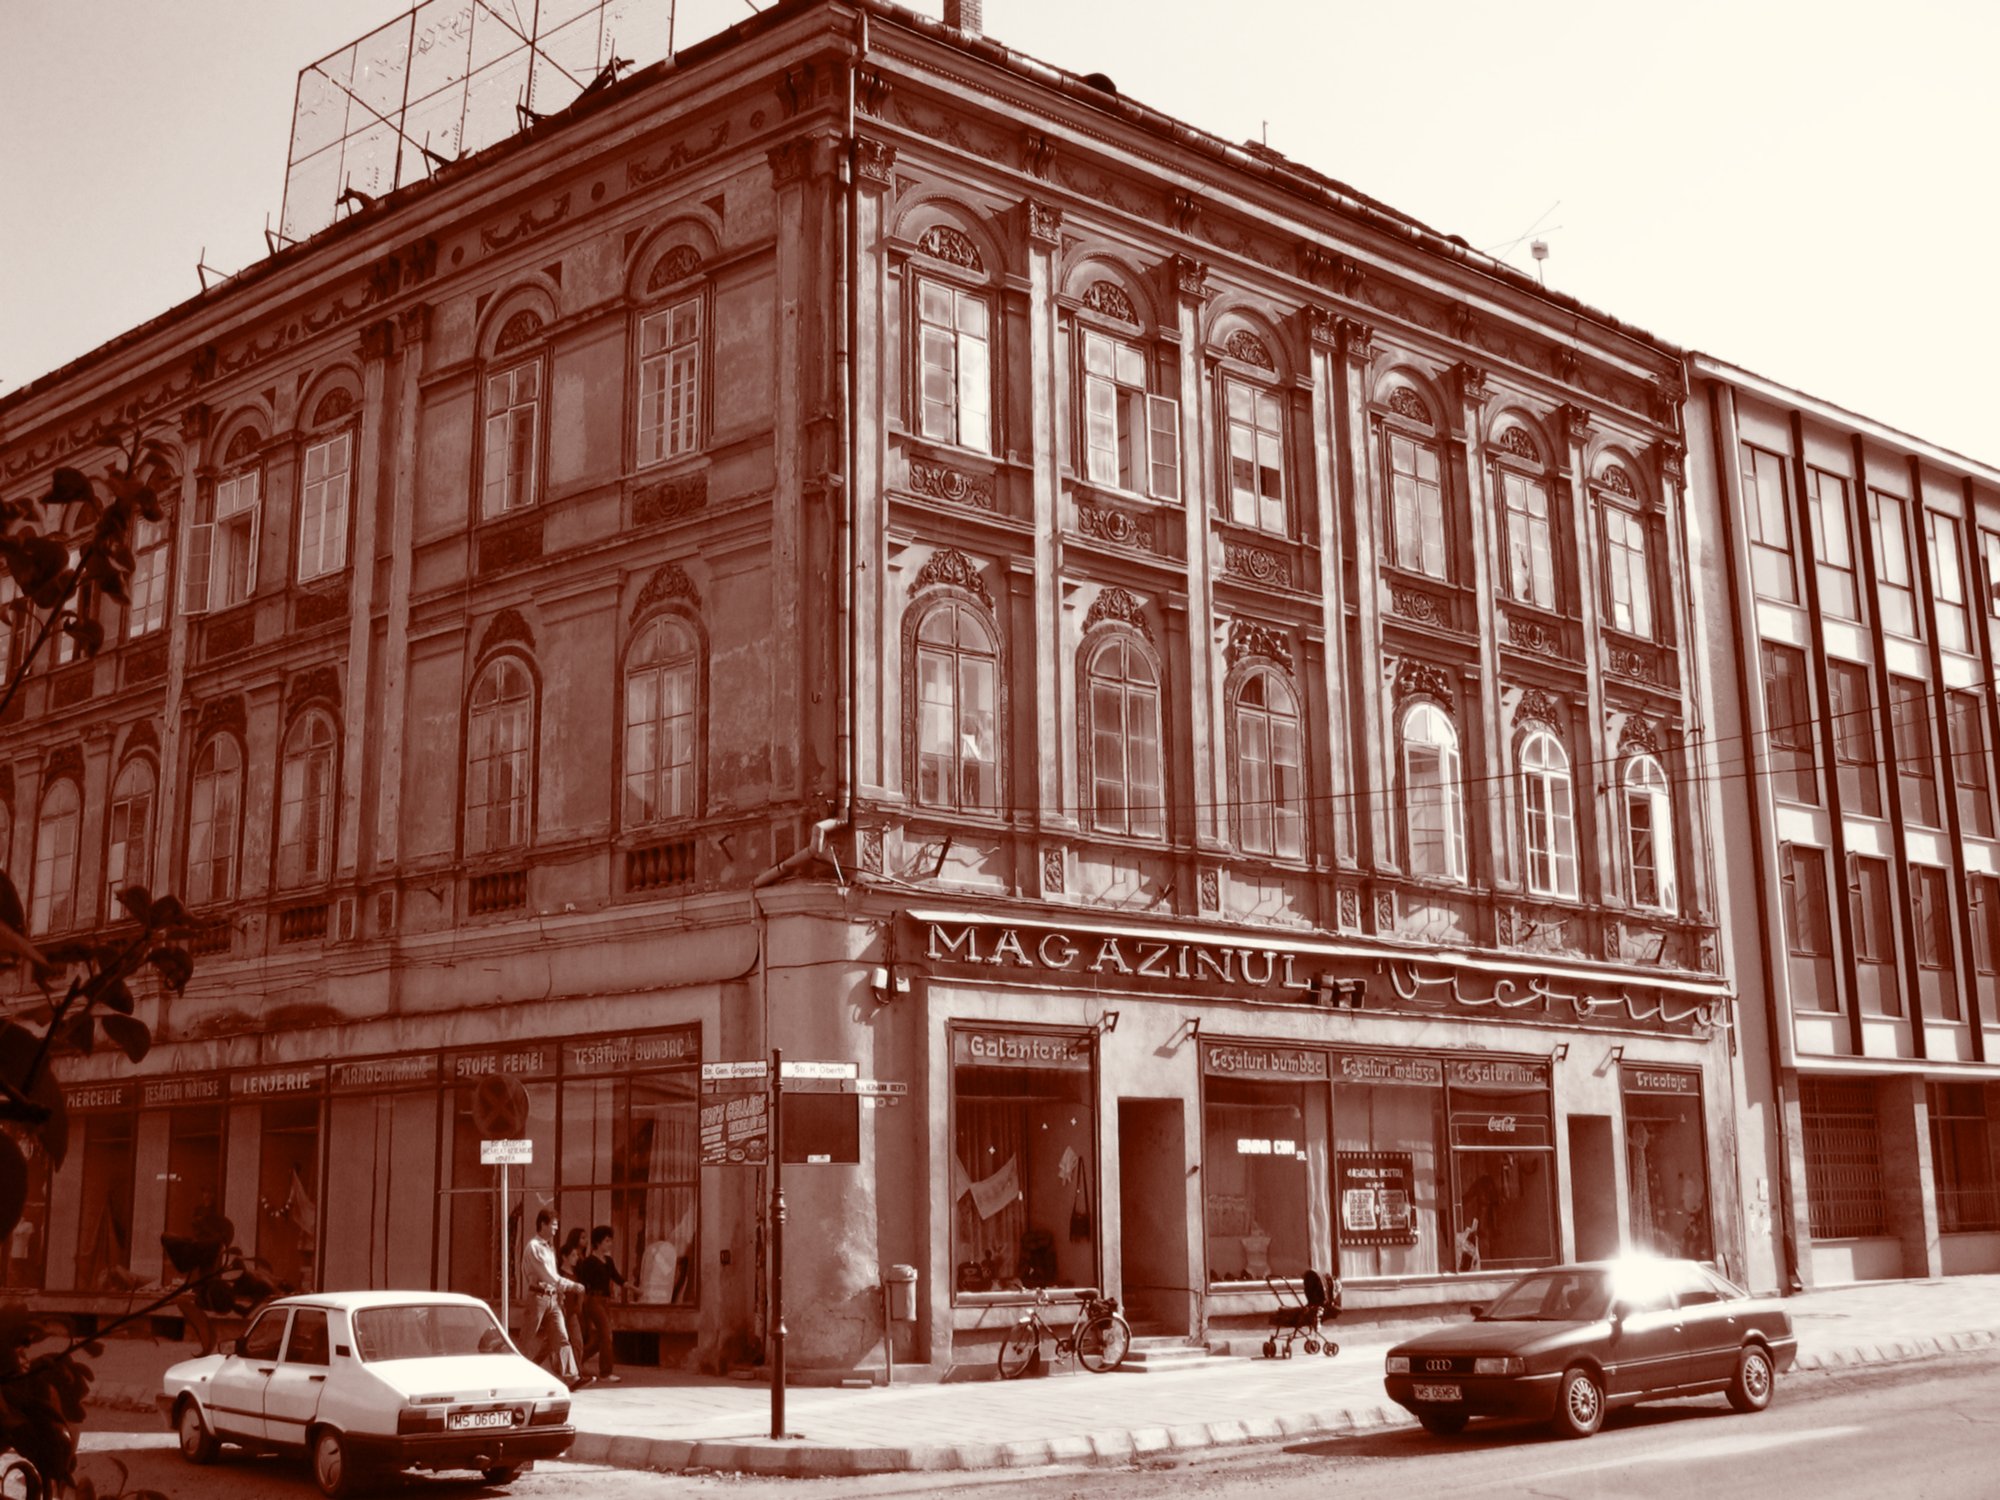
[[575, 1224, 628, 1383], [524, 1208, 583, 1387]]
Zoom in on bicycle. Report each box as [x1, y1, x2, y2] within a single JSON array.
[[996, 1285, 1131, 1378]]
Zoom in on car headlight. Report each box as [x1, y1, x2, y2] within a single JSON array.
[[1385, 1355, 1410, 1374], [1473, 1356, 1524, 1376]]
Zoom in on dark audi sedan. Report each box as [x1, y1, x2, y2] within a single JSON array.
[[1384, 1257, 1796, 1439]]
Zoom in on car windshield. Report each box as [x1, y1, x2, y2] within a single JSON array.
[[352, 1304, 512, 1362], [1478, 1269, 1611, 1322]]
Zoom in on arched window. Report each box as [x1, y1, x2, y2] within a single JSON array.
[[1403, 702, 1466, 882], [624, 617, 700, 827], [914, 602, 999, 812], [1495, 428, 1557, 611], [1624, 754, 1677, 912], [1085, 636, 1164, 839], [466, 656, 534, 856], [1224, 377, 1286, 534], [638, 295, 703, 465], [30, 779, 81, 933], [1233, 668, 1304, 858], [277, 714, 338, 888], [105, 758, 156, 907], [186, 737, 243, 907], [1520, 730, 1577, 899]]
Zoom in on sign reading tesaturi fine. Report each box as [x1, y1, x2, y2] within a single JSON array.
[[923, 919, 1305, 993]]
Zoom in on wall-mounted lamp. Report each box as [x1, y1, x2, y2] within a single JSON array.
[[1182, 1016, 1203, 1042], [869, 965, 911, 1004], [1551, 1042, 1570, 1062], [1608, 1044, 1625, 1064], [1096, 1010, 1121, 1034]]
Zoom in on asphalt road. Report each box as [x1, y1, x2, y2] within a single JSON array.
[[79, 1349, 2000, 1500]]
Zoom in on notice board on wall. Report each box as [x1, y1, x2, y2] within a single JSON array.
[[1337, 1151, 1418, 1247]]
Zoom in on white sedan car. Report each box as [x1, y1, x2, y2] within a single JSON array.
[[160, 1290, 574, 1496]]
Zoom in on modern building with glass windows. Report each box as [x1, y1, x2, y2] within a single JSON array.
[[1, 0, 1733, 1370], [1686, 354, 2000, 1293]]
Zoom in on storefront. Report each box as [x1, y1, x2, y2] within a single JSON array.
[[1621, 1064, 1711, 1260]]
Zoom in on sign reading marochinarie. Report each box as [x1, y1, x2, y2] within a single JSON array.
[[925, 920, 1306, 991]]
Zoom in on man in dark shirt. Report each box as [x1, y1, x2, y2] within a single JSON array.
[[575, 1224, 627, 1382]]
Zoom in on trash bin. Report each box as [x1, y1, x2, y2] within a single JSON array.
[[885, 1264, 919, 1322]]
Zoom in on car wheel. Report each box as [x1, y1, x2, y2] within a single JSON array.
[[176, 1400, 219, 1465], [1550, 1365, 1604, 1439], [1727, 1344, 1776, 1413], [483, 1466, 523, 1485], [1418, 1411, 1469, 1436], [311, 1427, 363, 1498]]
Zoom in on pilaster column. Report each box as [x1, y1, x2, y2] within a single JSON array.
[[1164, 255, 1224, 850], [849, 136, 894, 802], [1333, 318, 1383, 866], [1454, 363, 1511, 889], [1559, 403, 1613, 894], [1303, 308, 1353, 865], [1023, 198, 1072, 829], [154, 401, 209, 892], [337, 319, 392, 880], [373, 304, 429, 875]]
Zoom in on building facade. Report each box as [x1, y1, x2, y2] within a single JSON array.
[[2, 0, 1733, 1373], [1688, 356, 2000, 1293]]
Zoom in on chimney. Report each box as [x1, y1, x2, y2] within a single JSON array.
[[942, 0, 983, 35]]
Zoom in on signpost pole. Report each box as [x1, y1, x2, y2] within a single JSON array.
[[770, 1047, 786, 1440], [499, 1163, 510, 1337]]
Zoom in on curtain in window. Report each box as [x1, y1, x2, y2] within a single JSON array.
[[466, 657, 534, 855], [186, 739, 242, 907], [1086, 635, 1163, 838], [624, 618, 699, 826], [278, 714, 337, 888], [1520, 731, 1577, 898], [1234, 668, 1304, 858], [1402, 702, 1465, 880], [105, 758, 155, 908], [914, 602, 998, 811], [1623, 754, 1675, 910]]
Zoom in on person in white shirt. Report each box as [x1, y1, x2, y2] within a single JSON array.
[[525, 1208, 583, 1385]]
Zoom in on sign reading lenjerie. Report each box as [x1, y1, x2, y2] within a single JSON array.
[[64, 1082, 133, 1112], [699, 1091, 769, 1165], [231, 1065, 325, 1099], [141, 1076, 224, 1108], [330, 1054, 440, 1092], [1621, 1065, 1699, 1096], [926, 921, 1304, 992], [951, 1030, 1091, 1070], [1202, 1044, 1327, 1081], [1446, 1057, 1550, 1090], [1450, 1109, 1552, 1149], [444, 1043, 557, 1084], [1337, 1151, 1417, 1246], [564, 1027, 700, 1076], [1330, 1052, 1444, 1088]]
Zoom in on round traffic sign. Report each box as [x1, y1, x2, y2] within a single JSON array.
[[472, 1073, 531, 1139]]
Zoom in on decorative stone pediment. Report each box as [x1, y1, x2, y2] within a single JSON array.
[[495, 310, 543, 352], [1224, 331, 1275, 370], [1516, 687, 1562, 726], [1387, 387, 1431, 423], [1396, 659, 1454, 707], [1496, 426, 1540, 462], [1082, 586, 1152, 642], [1226, 619, 1293, 671], [479, 607, 535, 658], [910, 547, 993, 611], [915, 225, 983, 272], [1082, 281, 1138, 324], [647, 245, 704, 292], [633, 563, 701, 621]]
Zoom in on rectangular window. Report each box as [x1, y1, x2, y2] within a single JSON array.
[[184, 470, 260, 615], [1388, 433, 1446, 579], [255, 1098, 321, 1291], [298, 433, 352, 582], [1763, 645, 1818, 805], [1929, 510, 1971, 653], [1501, 470, 1556, 609], [1983, 530, 2000, 621], [1782, 843, 1839, 1012], [160, 1104, 225, 1284], [1828, 660, 1882, 817], [1848, 855, 1895, 963], [1801, 1078, 1886, 1239], [1446, 1063, 1557, 1272], [1333, 1055, 1446, 1279], [51, 545, 86, 665], [1082, 330, 1177, 501], [72, 1109, 136, 1291], [1742, 444, 1797, 604], [1621, 1070, 1713, 1260], [951, 1030, 1096, 1297], [439, 1048, 556, 1303], [1872, 490, 1918, 637], [1224, 378, 1286, 534], [1602, 504, 1652, 637], [1806, 466, 1858, 619], [915, 280, 990, 454], [1890, 676, 1939, 826], [126, 518, 170, 637], [482, 362, 540, 517], [1928, 1083, 2000, 1233], [1911, 864, 1960, 1021], [1201, 1049, 1331, 1286], [1950, 692, 1993, 837], [638, 298, 703, 465], [1971, 875, 2000, 976]]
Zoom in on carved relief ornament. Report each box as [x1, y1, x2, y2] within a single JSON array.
[[1226, 619, 1294, 671], [1515, 687, 1562, 726], [1082, 586, 1153, 642], [633, 562, 701, 621], [1395, 659, 1455, 706], [915, 225, 984, 271], [1082, 280, 1139, 324], [910, 546, 994, 611], [1224, 331, 1275, 370], [479, 607, 535, 657]]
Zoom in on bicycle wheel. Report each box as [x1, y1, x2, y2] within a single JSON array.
[[1076, 1312, 1131, 1373], [997, 1322, 1039, 1379]]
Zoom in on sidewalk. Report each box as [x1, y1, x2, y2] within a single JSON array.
[[82, 1275, 2000, 1477]]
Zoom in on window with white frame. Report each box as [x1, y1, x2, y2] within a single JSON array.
[[185, 736, 242, 906], [104, 757, 155, 908], [0, 574, 20, 676], [126, 517, 170, 637], [1871, 489, 1917, 638], [482, 363, 541, 518], [623, 616, 701, 826], [1224, 378, 1285, 534], [1403, 701, 1465, 881], [916, 279, 991, 455], [1928, 510, 1970, 653], [1499, 467, 1556, 610], [1520, 729, 1577, 899], [1388, 429, 1446, 579], [30, 778, 81, 934], [637, 297, 702, 466], [1601, 503, 1652, 637], [183, 468, 260, 615], [465, 656, 534, 856], [1233, 667, 1305, 859], [52, 545, 87, 665], [1742, 444, 1797, 606], [1085, 634, 1164, 839], [1081, 328, 1178, 500], [913, 601, 999, 813], [298, 433, 352, 583], [1623, 754, 1676, 911], [277, 713, 337, 889], [1807, 466, 1858, 620]]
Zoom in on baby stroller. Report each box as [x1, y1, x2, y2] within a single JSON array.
[[1261, 1268, 1341, 1358]]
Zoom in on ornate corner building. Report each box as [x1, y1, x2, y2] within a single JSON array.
[[1687, 356, 2000, 1293], [0, 0, 1730, 1372]]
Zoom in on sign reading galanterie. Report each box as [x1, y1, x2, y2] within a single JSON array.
[[951, 1029, 1091, 1069]]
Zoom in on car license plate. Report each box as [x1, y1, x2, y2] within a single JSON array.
[[448, 1410, 513, 1431], [1412, 1383, 1461, 1403]]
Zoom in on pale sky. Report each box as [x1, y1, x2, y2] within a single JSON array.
[[3, 0, 1995, 466]]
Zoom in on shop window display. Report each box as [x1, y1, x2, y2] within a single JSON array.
[[322, 1071, 440, 1293], [1, 1128, 50, 1290], [951, 1029, 1096, 1295], [73, 1109, 136, 1291], [254, 1098, 321, 1292], [1621, 1067, 1712, 1259], [440, 1054, 557, 1304], [1446, 1063, 1558, 1272], [161, 1105, 226, 1283], [559, 1055, 701, 1305], [1332, 1054, 1446, 1278], [1200, 1048, 1330, 1284]]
